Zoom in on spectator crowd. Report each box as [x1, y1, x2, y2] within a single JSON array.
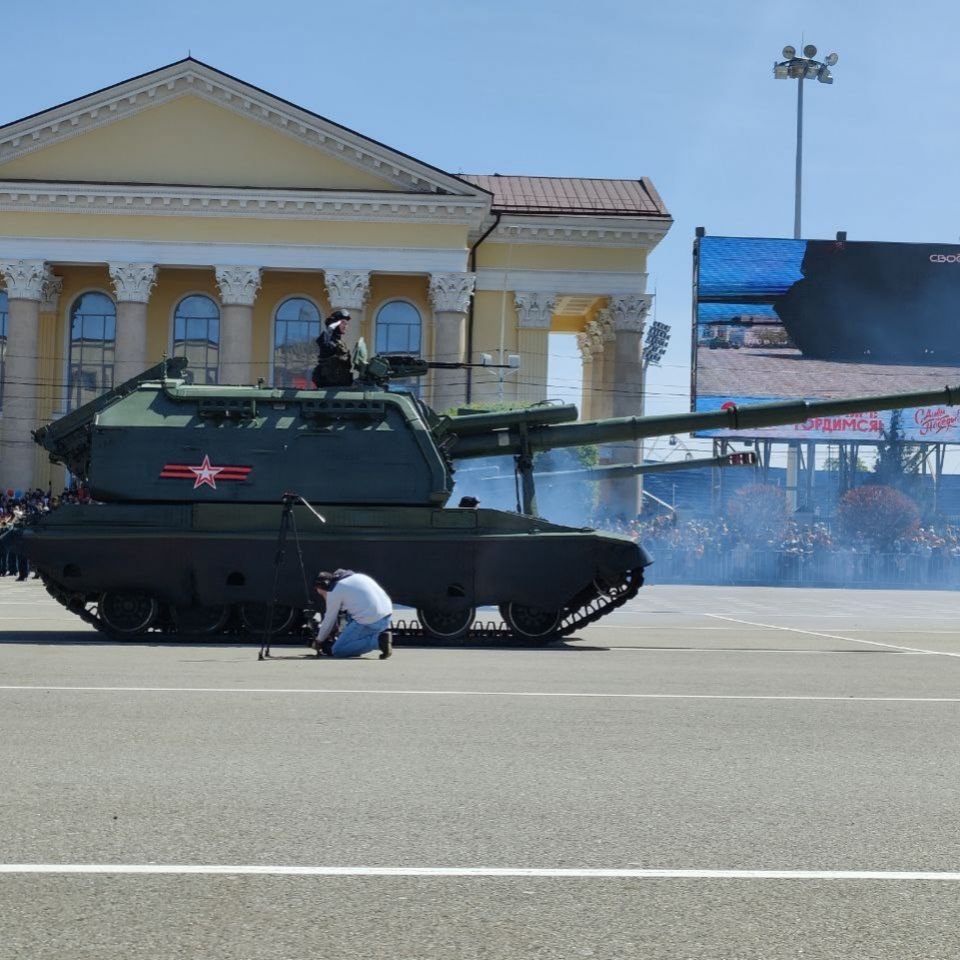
[[0, 487, 88, 579], [596, 514, 960, 588]]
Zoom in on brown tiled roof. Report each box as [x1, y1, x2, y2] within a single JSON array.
[[461, 174, 669, 218]]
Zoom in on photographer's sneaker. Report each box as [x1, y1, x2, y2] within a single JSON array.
[[378, 630, 393, 660]]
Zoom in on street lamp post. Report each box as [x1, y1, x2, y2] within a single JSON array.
[[773, 44, 838, 239]]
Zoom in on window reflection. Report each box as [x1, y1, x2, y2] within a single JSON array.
[[375, 300, 422, 395], [68, 291, 116, 410], [173, 295, 220, 384], [274, 297, 321, 388]]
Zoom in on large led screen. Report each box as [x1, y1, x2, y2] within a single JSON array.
[[693, 235, 960, 442]]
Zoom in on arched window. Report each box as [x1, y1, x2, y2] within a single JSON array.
[[68, 291, 116, 410], [173, 295, 220, 385], [375, 300, 422, 395], [273, 297, 321, 388], [375, 300, 422, 355], [0, 291, 7, 412]]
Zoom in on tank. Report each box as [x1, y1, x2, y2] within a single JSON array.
[[6, 353, 960, 644], [774, 240, 960, 363]]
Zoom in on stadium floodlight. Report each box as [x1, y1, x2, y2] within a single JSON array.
[[772, 42, 839, 238], [643, 321, 671, 367]]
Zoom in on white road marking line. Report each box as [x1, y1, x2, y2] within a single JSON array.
[[0, 684, 958, 702], [606, 648, 923, 655], [2, 864, 960, 880], [705, 614, 960, 658]]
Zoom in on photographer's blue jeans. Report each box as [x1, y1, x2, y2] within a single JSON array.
[[331, 614, 392, 658]]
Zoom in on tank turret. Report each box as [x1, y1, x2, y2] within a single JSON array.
[[12, 358, 960, 645]]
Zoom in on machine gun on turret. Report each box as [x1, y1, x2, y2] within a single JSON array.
[[352, 339, 514, 390]]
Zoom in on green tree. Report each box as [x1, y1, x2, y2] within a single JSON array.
[[871, 409, 922, 494]]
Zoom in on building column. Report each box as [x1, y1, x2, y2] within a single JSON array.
[[582, 320, 605, 421], [215, 266, 261, 385], [324, 270, 370, 351], [514, 292, 556, 404], [35, 273, 63, 489], [607, 295, 652, 518], [0, 260, 47, 491], [576, 332, 593, 421], [109, 263, 157, 384], [429, 272, 475, 413], [596, 307, 617, 419]]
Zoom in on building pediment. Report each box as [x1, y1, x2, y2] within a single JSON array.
[[0, 58, 488, 201]]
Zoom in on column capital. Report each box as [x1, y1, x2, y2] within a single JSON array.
[[108, 262, 157, 304], [324, 269, 370, 311], [594, 307, 616, 343], [41, 267, 62, 314], [215, 265, 262, 306], [514, 291, 556, 329], [430, 272, 476, 314], [584, 321, 605, 354], [576, 332, 594, 363], [0, 259, 47, 300], [609, 294, 651, 334]]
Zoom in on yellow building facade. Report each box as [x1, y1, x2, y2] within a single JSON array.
[[0, 59, 671, 501]]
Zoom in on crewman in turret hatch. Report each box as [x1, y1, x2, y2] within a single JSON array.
[[311, 309, 354, 387]]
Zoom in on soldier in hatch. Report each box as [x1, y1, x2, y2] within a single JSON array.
[[311, 309, 354, 387]]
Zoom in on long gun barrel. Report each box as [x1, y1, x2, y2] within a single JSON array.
[[477, 452, 757, 484], [448, 386, 960, 460]]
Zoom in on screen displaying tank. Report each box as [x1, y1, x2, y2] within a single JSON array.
[[693, 235, 960, 441]]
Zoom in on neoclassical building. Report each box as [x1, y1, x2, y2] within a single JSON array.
[[0, 58, 671, 501]]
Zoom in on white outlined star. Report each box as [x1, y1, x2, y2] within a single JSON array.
[[189, 455, 224, 490]]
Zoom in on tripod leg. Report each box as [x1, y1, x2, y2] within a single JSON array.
[[259, 501, 292, 660]]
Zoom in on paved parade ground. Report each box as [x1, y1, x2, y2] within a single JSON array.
[[3, 579, 960, 959]]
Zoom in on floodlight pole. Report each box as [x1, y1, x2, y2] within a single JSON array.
[[774, 45, 837, 241], [794, 77, 804, 240]]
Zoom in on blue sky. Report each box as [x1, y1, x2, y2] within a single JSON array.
[[1, 0, 956, 445]]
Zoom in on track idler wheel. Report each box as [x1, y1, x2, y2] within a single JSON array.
[[417, 606, 476, 641], [170, 604, 231, 636], [99, 591, 159, 638], [500, 601, 562, 643], [239, 602, 296, 636]]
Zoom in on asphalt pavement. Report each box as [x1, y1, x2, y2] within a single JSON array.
[[2, 579, 960, 959]]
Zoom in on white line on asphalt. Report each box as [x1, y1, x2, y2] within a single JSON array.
[[704, 614, 960, 658], [3, 864, 960, 880], [1, 684, 959, 702], [606, 648, 924, 654]]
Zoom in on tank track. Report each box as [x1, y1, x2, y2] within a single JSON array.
[[40, 566, 643, 646], [392, 565, 643, 645]]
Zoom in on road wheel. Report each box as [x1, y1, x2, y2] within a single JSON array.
[[99, 591, 159, 638], [239, 602, 295, 636], [417, 606, 476, 641], [170, 604, 231, 636], [500, 602, 562, 643]]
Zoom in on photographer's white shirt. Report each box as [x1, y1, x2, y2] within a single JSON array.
[[314, 573, 393, 643]]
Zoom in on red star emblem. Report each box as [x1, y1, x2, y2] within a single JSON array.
[[189, 454, 224, 489], [160, 456, 251, 488]]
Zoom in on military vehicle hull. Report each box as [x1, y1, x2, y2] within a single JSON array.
[[7, 503, 647, 642], [18, 357, 960, 646]]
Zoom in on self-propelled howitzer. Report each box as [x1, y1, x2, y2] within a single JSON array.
[[12, 358, 960, 644]]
